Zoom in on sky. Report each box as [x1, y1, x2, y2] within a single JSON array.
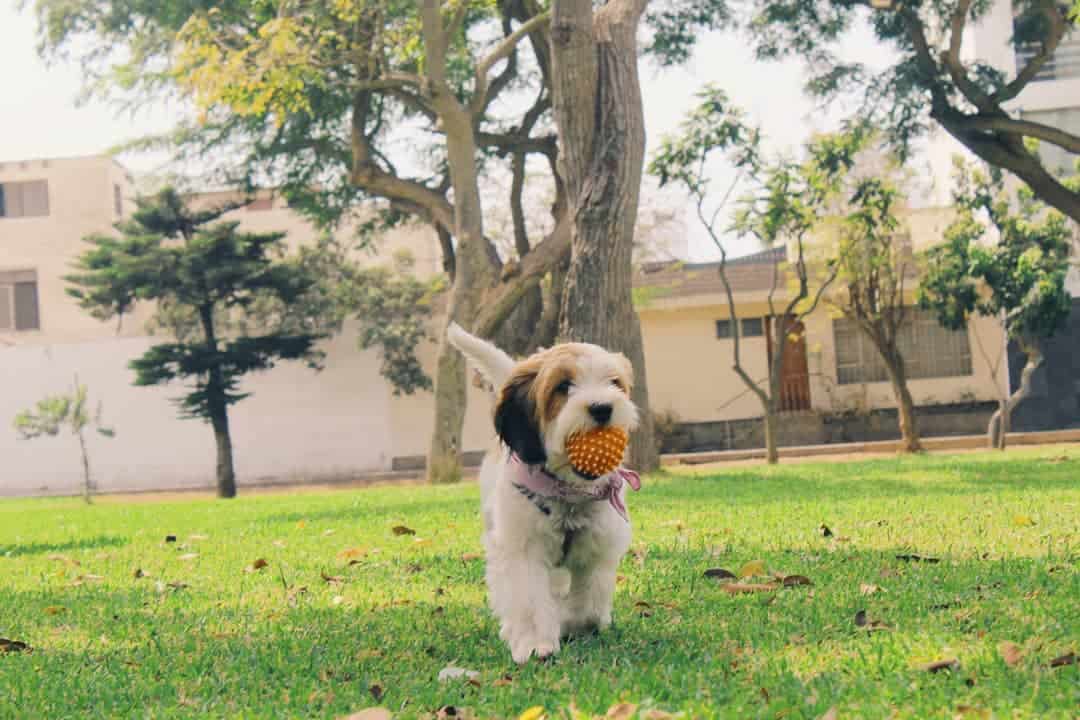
[[0, 3, 882, 261]]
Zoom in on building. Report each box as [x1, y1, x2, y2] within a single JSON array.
[[0, 155, 492, 496]]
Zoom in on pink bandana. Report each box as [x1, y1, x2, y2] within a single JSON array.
[[509, 455, 642, 522]]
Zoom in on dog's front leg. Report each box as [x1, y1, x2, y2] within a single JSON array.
[[488, 539, 561, 664]]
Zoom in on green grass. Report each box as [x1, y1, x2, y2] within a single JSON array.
[[1, 448, 1078, 720]]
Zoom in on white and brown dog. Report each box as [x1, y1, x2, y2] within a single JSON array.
[[447, 323, 641, 664]]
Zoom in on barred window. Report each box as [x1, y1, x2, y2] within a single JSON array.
[[0, 269, 40, 331], [0, 180, 50, 218], [833, 308, 972, 385]]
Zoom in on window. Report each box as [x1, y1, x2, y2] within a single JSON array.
[[0, 270, 40, 331], [833, 308, 972, 385], [717, 317, 765, 339], [114, 184, 123, 217], [0, 180, 50, 218], [741, 317, 764, 337]]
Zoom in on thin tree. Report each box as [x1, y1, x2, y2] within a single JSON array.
[[14, 375, 115, 504], [650, 86, 843, 464], [66, 188, 323, 498], [919, 159, 1073, 448]]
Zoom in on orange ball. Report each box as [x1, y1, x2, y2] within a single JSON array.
[[566, 426, 629, 478]]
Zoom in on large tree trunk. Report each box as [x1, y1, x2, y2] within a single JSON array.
[[881, 348, 922, 453], [988, 340, 1043, 451], [550, 0, 659, 473]]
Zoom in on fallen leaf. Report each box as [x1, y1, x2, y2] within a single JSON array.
[[296, 521, 307, 529], [606, 703, 638, 719], [1012, 515, 1035, 527], [188, 534, 208, 541], [321, 571, 345, 585], [997, 641, 1024, 667], [337, 547, 367, 561], [759, 687, 770, 703], [819, 525, 834, 538], [954, 705, 989, 719], [337, 709, 392, 720], [248, 558, 269, 572], [704, 568, 736, 580], [1049, 651, 1076, 668], [895, 554, 940, 563], [43, 606, 66, 616], [738, 559, 766, 578], [165, 535, 177, 543], [391, 525, 416, 536], [0, 638, 30, 653], [438, 707, 471, 719], [720, 582, 778, 594], [854, 610, 892, 631], [518, 707, 546, 720], [492, 675, 514, 687], [642, 712, 677, 720], [332, 595, 346, 606], [412, 538, 431, 547], [323, 529, 336, 537], [817, 708, 838, 720], [166, 581, 189, 590], [178, 553, 199, 562], [919, 658, 960, 673], [860, 583, 882, 596], [461, 553, 483, 562], [133, 568, 145, 579], [368, 684, 384, 702], [781, 575, 813, 587], [273, 540, 287, 548], [438, 666, 479, 682], [48, 553, 80, 567]]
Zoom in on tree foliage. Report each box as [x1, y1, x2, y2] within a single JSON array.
[[14, 377, 114, 503], [918, 158, 1073, 447], [744, 0, 1080, 224]]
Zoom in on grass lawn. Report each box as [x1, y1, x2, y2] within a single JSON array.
[[1, 447, 1078, 719]]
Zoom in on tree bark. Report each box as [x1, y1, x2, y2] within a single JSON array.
[[882, 348, 922, 453], [198, 304, 238, 498], [550, 0, 659, 472], [988, 340, 1043, 451]]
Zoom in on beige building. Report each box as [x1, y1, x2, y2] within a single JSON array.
[[1, 155, 1006, 495]]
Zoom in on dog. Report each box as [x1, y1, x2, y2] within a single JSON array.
[[446, 323, 641, 664]]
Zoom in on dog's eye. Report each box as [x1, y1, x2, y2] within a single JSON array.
[[611, 378, 626, 392], [555, 379, 573, 395]]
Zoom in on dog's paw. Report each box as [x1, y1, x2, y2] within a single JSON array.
[[510, 635, 559, 664], [549, 568, 572, 599]]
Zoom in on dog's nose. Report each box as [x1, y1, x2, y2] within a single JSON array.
[[588, 403, 613, 425]]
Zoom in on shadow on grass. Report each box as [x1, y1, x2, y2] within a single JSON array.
[[0, 534, 128, 559]]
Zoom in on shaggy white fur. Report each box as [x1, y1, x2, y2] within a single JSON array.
[[447, 323, 639, 664]]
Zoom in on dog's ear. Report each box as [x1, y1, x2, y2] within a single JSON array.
[[494, 367, 547, 466]]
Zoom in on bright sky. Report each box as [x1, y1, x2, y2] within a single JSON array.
[[0, 3, 882, 260]]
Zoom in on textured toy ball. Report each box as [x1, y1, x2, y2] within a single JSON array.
[[566, 426, 629, 478]]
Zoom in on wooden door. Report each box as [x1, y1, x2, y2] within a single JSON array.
[[766, 315, 811, 412]]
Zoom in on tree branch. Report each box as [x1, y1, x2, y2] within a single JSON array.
[[470, 11, 551, 117], [942, 0, 995, 113], [993, 0, 1067, 103], [963, 115, 1080, 155]]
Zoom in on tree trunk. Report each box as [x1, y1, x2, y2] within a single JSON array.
[[551, 0, 659, 473], [882, 349, 922, 452], [76, 427, 93, 505], [763, 402, 779, 465], [989, 340, 1043, 452], [209, 403, 238, 498]]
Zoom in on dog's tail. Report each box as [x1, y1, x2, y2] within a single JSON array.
[[446, 322, 515, 391]]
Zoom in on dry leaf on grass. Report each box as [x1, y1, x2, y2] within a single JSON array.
[[817, 707, 838, 720], [860, 583, 882, 596], [854, 610, 892, 631], [337, 709, 392, 720], [738, 559, 766, 578], [321, 571, 345, 585], [133, 568, 146, 579], [368, 684, 384, 701], [605, 703, 638, 719], [919, 658, 960, 673], [0, 638, 30, 653], [178, 553, 199, 562], [460, 553, 483, 562], [895, 554, 940, 563], [642, 711, 678, 720], [43, 606, 66, 616], [1012, 515, 1035, 527], [248, 558, 269, 572], [48, 554, 80, 567], [781, 575, 813, 587], [997, 641, 1024, 667], [954, 705, 990, 719], [704, 568, 736, 580], [492, 675, 514, 687], [819, 525, 834, 538], [518, 707, 546, 720], [391, 525, 416, 536], [437, 666, 479, 682], [720, 582, 779, 594], [337, 547, 367, 561], [1049, 651, 1076, 668]]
